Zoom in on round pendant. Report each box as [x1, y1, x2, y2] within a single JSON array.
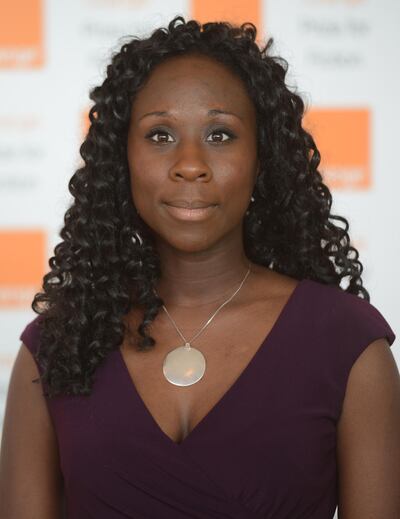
[[162, 343, 206, 387]]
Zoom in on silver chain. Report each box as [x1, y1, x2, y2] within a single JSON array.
[[156, 262, 251, 348]]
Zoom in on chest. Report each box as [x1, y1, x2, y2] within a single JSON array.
[[119, 296, 288, 444]]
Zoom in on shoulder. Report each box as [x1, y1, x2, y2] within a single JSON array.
[[336, 336, 400, 515], [19, 314, 46, 378], [247, 267, 396, 351], [304, 278, 396, 350], [301, 279, 399, 439], [19, 314, 44, 354], [0, 327, 63, 516], [249, 267, 396, 347]]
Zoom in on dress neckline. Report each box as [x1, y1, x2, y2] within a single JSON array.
[[116, 278, 309, 447]]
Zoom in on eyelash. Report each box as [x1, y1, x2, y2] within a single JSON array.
[[144, 127, 236, 145]]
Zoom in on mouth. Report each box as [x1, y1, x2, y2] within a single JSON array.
[[162, 202, 218, 222]]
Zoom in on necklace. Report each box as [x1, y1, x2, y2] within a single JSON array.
[[154, 262, 252, 387]]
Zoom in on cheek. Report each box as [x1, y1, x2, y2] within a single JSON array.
[[130, 170, 156, 207], [128, 152, 162, 213], [218, 161, 255, 207]]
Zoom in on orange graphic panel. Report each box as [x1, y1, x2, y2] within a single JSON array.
[[191, 0, 261, 34], [82, 108, 90, 138], [0, 230, 46, 307], [303, 108, 370, 190], [0, 0, 43, 68]]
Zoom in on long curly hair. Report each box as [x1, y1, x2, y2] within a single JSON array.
[[31, 15, 368, 398]]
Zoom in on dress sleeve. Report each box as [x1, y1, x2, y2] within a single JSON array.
[[323, 288, 397, 420], [19, 314, 45, 376], [339, 293, 396, 366]]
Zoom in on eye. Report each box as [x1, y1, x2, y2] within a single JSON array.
[[145, 128, 174, 144], [207, 128, 236, 143], [144, 127, 236, 145]]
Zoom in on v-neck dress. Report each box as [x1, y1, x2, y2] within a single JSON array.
[[19, 278, 396, 519]]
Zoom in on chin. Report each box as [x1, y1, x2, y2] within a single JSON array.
[[158, 228, 219, 253]]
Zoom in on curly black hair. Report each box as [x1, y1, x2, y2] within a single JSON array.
[[30, 15, 368, 398]]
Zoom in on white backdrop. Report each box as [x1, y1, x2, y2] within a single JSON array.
[[1, 2, 399, 516]]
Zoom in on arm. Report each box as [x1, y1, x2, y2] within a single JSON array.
[[0, 343, 65, 518], [337, 338, 400, 518]]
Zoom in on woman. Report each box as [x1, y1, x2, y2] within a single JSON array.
[[0, 15, 399, 519]]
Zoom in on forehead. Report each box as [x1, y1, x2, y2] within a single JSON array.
[[130, 53, 255, 119]]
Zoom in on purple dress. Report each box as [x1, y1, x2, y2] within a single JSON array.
[[19, 278, 396, 518]]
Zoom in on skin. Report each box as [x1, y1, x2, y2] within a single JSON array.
[[127, 52, 263, 308]]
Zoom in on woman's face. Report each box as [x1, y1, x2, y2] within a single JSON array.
[[127, 52, 259, 253]]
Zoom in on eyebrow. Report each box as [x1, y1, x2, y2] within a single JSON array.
[[138, 109, 243, 122]]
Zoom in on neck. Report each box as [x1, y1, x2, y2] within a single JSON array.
[[154, 246, 251, 309]]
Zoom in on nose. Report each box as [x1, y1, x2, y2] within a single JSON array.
[[168, 141, 212, 182]]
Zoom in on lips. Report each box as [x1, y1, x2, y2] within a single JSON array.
[[163, 200, 218, 221], [164, 199, 217, 209]]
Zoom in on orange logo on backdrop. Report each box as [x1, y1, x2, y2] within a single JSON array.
[[303, 109, 370, 190], [191, 0, 262, 36], [0, 230, 46, 308], [82, 109, 91, 138], [0, 0, 43, 68]]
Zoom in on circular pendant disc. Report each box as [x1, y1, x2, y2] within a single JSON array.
[[163, 345, 206, 386]]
